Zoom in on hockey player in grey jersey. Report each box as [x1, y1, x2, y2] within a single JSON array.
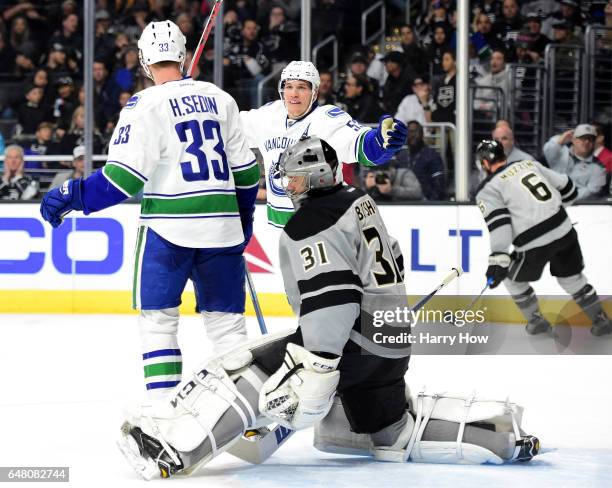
[[117, 137, 540, 480], [475, 139, 612, 336]]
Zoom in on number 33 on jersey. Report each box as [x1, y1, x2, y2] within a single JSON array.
[[103, 79, 259, 248]]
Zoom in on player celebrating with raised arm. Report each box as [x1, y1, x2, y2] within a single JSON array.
[[475, 140, 612, 336], [239, 61, 408, 227], [39, 20, 260, 399], [117, 137, 540, 480]]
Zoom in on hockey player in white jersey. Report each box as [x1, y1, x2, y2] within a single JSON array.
[[117, 137, 540, 480], [239, 61, 408, 227], [475, 139, 612, 336], [40, 21, 260, 399]]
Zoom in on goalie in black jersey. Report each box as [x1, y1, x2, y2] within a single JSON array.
[[117, 137, 540, 480], [475, 139, 612, 336]]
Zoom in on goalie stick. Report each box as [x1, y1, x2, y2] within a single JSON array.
[[187, 0, 224, 77], [228, 267, 464, 464]]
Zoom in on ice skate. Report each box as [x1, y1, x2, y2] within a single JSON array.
[[513, 435, 540, 462], [117, 421, 183, 480], [525, 313, 551, 335], [591, 311, 612, 336]]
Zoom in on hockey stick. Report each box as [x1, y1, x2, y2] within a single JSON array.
[[411, 266, 463, 312], [245, 267, 268, 334], [187, 0, 224, 77], [464, 277, 494, 312], [229, 267, 465, 465]]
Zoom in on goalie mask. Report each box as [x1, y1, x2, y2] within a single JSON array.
[[138, 20, 187, 80], [278, 61, 320, 118], [476, 139, 506, 173], [279, 136, 339, 206]]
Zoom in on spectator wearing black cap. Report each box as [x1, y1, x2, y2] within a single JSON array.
[[395, 77, 433, 125], [381, 50, 417, 115], [53, 76, 78, 130], [16, 85, 53, 135], [523, 12, 550, 58], [347, 53, 380, 95], [427, 22, 451, 77], [45, 43, 71, 83], [94, 9, 116, 68], [340, 74, 384, 124], [432, 50, 456, 124], [398, 24, 428, 76]]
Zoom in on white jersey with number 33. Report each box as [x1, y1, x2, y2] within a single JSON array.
[[103, 78, 257, 248]]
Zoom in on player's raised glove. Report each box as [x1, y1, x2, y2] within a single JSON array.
[[259, 343, 340, 430], [375, 115, 408, 151], [40, 178, 84, 228], [486, 252, 511, 288]]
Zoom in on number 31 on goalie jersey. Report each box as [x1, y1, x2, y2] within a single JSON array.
[[362, 226, 402, 286]]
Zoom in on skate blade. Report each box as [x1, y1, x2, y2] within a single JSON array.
[[116, 434, 159, 481]]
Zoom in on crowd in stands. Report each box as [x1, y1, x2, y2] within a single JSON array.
[[0, 0, 611, 203]]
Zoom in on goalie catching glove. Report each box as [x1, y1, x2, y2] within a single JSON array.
[[259, 343, 340, 430], [486, 252, 511, 288]]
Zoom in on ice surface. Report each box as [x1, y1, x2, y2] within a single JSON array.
[[0, 314, 610, 487]]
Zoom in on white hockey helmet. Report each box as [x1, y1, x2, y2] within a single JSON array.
[[137, 20, 186, 80], [278, 61, 320, 117]]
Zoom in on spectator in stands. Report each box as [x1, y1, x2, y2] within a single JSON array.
[[474, 49, 511, 111], [551, 19, 582, 48], [347, 53, 379, 95], [471, 12, 505, 61], [45, 43, 72, 83], [419, 0, 452, 45], [176, 13, 199, 52], [363, 162, 423, 202], [494, 0, 524, 58], [14, 46, 36, 77], [593, 122, 612, 174], [16, 85, 52, 135], [94, 9, 116, 68], [113, 32, 130, 64], [260, 6, 299, 66], [542, 0, 585, 38], [524, 12, 550, 58], [224, 18, 270, 109], [341, 74, 383, 123], [401, 120, 446, 200], [0, 145, 39, 200], [49, 144, 85, 189], [472, 1, 503, 25], [93, 60, 119, 131], [53, 76, 78, 130], [113, 45, 140, 93], [9, 15, 38, 60], [48, 13, 82, 57], [23, 121, 61, 171], [432, 50, 456, 124], [543, 124, 607, 201], [317, 70, 337, 106], [492, 124, 535, 162], [29, 67, 54, 110], [399, 24, 428, 76], [223, 9, 243, 43], [427, 23, 451, 77], [0, 32, 16, 74], [381, 50, 416, 115], [395, 77, 433, 125], [58, 105, 104, 155], [119, 2, 150, 43]]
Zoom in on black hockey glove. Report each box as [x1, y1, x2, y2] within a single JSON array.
[[486, 252, 511, 289]]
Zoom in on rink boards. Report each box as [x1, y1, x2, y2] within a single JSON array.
[[0, 202, 610, 320]]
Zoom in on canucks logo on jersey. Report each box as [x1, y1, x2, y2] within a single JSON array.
[[268, 155, 286, 197]]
